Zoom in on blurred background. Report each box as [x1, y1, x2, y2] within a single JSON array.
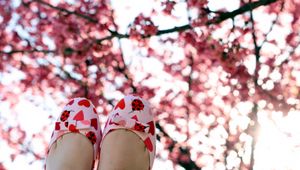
[[1, 0, 300, 169]]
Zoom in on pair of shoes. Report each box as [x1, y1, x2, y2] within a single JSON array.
[[47, 95, 156, 169]]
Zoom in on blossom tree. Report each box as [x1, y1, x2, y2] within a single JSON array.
[[1, 0, 300, 169]]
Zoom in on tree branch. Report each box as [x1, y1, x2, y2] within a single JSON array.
[[31, 0, 98, 23], [156, 122, 201, 170], [0, 49, 56, 55], [250, 5, 261, 62], [212, 0, 277, 24], [10, 0, 278, 54], [115, 39, 137, 93], [96, 0, 277, 43], [248, 4, 261, 170], [247, 1, 292, 113], [30, 0, 277, 28], [246, 104, 259, 170], [260, 2, 284, 48], [24, 0, 278, 48]]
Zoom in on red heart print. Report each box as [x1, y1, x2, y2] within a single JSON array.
[[69, 124, 79, 132], [131, 115, 138, 121], [55, 122, 60, 130], [73, 110, 84, 120], [144, 137, 153, 152], [147, 121, 155, 135], [91, 118, 98, 130], [115, 99, 125, 110], [67, 99, 74, 105], [93, 108, 97, 114], [78, 99, 90, 107]]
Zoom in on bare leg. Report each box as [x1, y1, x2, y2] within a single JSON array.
[[98, 129, 149, 170], [46, 133, 93, 170]]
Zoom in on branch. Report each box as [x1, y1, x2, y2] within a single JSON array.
[[246, 104, 259, 170], [95, 0, 277, 43], [115, 39, 137, 93], [212, 0, 277, 24], [185, 0, 193, 143], [12, 0, 278, 54], [260, 2, 284, 48], [186, 54, 193, 141], [31, 0, 98, 23], [0, 49, 56, 55], [94, 25, 192, 44], [30, 0, 276, 28], [33, 0, 278, 43], [246, 3, 289, 169], [108, 10, 137, 93], [247, 1, 291, 111], [248, 1, 261, 87], [156, 122, 201, 170], [248, 5, 261, 170]]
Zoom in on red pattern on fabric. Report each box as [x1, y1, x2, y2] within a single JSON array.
[[55, 122, 60, 130], [91, 118, 98, 130], [86, 131, 97, 144], [93, 108, 97, 114], [109, 119, 119, 126], [73, 110, 84, 120], [67, 99, 74, 105], [147, 121, 155, 135], [132, 99, 144, 111], [115, 99, 125, 110], [78, 99, 91, 107], [60, 110, 70, 122], [144, 137, 153, 152], [134, 122, 146, 132], [69, 124, 79, 132], [131, 115, 138, 121]]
